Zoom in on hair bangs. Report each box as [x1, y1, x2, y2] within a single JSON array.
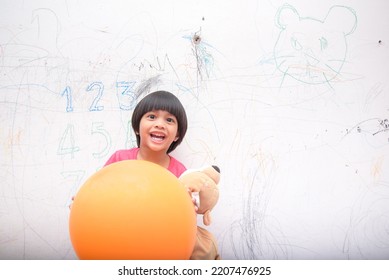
[[146, 93, 182, 118]]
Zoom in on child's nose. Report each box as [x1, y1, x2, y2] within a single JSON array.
[[154, 119, 165, 129]]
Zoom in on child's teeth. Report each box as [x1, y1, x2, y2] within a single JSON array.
[[151, 134, 164, 139]]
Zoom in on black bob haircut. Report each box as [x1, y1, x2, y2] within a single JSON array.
[[131, 91, 188, 153]]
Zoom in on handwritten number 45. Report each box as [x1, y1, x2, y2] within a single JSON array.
[[61, 82, 137, 112]]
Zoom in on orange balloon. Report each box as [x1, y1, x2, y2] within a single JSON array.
[[69, 160, 196, 259]]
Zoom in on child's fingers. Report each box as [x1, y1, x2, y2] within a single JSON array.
[[68, 196, 75, 210], [186, 189, 199, 212]]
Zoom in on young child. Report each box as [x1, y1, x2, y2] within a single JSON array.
[[73, 91, 213, 259], [104, 90, 188, 177], [106, 90, 217, 259]]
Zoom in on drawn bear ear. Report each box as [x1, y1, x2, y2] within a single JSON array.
[[275, 3, 300, 30], [325, 5, 357, 36]]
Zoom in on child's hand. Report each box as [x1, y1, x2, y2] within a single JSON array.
[[187, 189, 198, 212], [69, 196, 75, 210]]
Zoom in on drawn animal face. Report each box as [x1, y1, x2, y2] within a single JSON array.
[[273, 4, 357, 84]]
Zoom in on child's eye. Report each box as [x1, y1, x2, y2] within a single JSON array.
[[166, 117, 175, 123], [147, 114, 156, 120]]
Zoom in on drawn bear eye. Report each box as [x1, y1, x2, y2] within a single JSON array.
[[319, 37, 328, 51], [291, 36, 303, 50]]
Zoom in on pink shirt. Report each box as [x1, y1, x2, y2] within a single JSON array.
[[104, 148, 187, 178]]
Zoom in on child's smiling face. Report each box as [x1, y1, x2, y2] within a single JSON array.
[[138, 110, 179, 153]]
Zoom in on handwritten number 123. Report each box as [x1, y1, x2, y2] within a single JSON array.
[[61, 81, 137, 112]]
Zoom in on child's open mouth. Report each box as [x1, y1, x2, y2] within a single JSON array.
[[150, 133, 166, 142]]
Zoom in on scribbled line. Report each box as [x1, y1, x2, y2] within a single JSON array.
[[132, 54, 180, 81], [116, 81, 137, 110], [59, 75, 165, 112], [91, 122, 111, 159], [344, 118, 389, 136], [56, 122, 113, 160], [61, 86, 73, 112], [374, 119, 389, 135], [273, 4, 357, 86], [182, 32, 216, 81], [222, 159, 294, 259], [59, 80, 148, 112], [1, 79, 156, 113], [86, 82, 104, 111], [61, 170, 85, 207], [0, 83, 65, 113], [340, 192, 389, 259], [57, 124, 80, 159]]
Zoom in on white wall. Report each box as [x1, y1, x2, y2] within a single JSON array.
[[1, 0, 389, 259]]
